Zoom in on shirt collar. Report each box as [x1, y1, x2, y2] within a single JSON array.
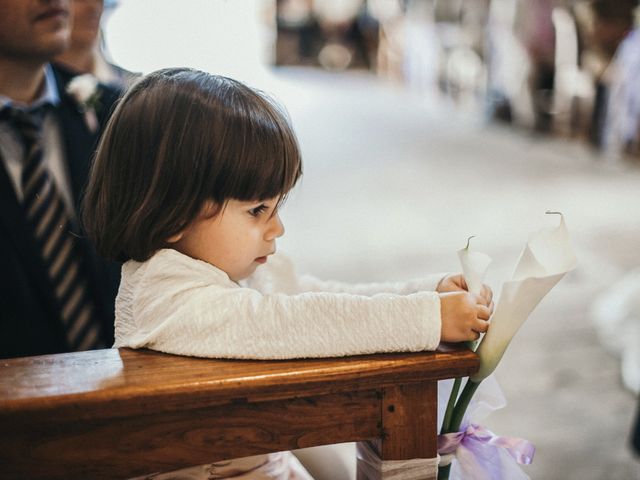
[[0, 64, 61, 113]]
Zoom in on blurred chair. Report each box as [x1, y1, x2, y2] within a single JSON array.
[[550, 7, 595, 138], [312, 0, 376, 70]]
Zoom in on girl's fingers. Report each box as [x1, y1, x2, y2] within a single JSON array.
[[482, 285, 493, 304], [477, 304, 492, 320], [475, 319, 490, 333], [473, 292, 488, 306]]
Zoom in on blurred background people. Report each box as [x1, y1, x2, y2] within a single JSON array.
[[602, 24, 640, 157], [275, 0, 380, 71], [55, 0, 138, 88], [575, 0, 637, 148], [0, 0, 121, 358]]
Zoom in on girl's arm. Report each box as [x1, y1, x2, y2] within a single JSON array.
[[246, 254, 446, 296], [297, 274, 447, 296], [118, 285, 441, 360]]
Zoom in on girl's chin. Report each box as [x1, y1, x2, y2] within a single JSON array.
[[230, 266, 258, 282]]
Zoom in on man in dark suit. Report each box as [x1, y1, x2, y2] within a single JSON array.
[[0, 0, 121, 358]]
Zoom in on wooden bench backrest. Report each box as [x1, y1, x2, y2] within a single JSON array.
[[0, 347, 477, 479]]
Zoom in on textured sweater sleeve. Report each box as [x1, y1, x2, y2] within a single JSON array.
[[115, 250, 441, 359], [297, 274, 447, 296], [122, 287, 441, 360], [246, 253, 446, 296]]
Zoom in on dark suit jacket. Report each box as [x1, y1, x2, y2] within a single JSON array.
[[0, 64, 122, 358]]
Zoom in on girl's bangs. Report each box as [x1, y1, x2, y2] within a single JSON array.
[[214, 97, 302, 205]]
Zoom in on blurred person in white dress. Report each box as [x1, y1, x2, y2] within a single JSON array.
[[601, 3, 640, 160]]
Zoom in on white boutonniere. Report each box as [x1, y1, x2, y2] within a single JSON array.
[[66, 74, 102, 133]]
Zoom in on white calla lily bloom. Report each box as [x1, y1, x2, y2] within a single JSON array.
[[471, 213, 577, 382], [458, 237, 492, 296]]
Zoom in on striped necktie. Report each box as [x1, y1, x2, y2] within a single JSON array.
[[3, 106, 105, 351]]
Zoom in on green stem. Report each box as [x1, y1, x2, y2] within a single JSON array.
[[464, 235, 476, 250], [437, 463, 451, 480], [446, 379, 481, 434], [438, 374, 483, 479], [440, 377, 462, 434]]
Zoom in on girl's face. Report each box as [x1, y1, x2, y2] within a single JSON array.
[[169, 197, 284, 282]]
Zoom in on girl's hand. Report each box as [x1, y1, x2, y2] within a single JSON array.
[[437, 273, 494, 310], [439, 291, 492, 342]]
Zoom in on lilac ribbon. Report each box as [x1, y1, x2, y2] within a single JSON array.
[[438, 424, 535, 465]]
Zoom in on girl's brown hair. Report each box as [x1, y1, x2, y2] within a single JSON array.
[[82, 68, 302, 262]]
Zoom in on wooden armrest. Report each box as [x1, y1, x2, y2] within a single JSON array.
[[0, 346, 478, 479]]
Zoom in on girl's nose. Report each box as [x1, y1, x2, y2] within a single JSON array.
[[265, 213, 285, 241]]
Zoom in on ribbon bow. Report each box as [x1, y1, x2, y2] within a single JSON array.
[[438, 423, 535, 465]]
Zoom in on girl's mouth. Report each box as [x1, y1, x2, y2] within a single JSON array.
[[255, 256, 267, 264]]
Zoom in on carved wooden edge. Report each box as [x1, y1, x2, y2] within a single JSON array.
[[0, 384, 445, 479], [0, 347, 478, 423], [0, 390, 384, 479]]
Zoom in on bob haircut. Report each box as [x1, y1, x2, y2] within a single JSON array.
[[82, 68, 302, 262]]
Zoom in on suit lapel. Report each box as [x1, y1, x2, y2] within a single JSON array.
[[53, 74, 98, 211], [52, 64, 121, 220]]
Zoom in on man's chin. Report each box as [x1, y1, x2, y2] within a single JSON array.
[[30, 39, 69, 63], [40, 31, 69, 55], [1, 33, 68, 63]]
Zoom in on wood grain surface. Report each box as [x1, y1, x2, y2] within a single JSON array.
[[2, 390, 380, 478], [0, 346, 478, 422], [0, 346, 478, 479]]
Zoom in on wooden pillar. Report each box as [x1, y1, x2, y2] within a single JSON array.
[[357, 381, 438, 480]]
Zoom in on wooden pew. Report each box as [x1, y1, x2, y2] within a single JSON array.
[[0, 346, 478, 479]]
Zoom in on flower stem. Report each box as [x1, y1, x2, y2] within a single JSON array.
[[440, 377, 462, 434], [437, 464, 451, 480], [464, 235, 476, 250], [447, 379, 481, 434]]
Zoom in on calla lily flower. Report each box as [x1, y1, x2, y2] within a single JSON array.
[[458, 236, 492, 296], [471, 212, 577, 382], [439, 214, 575, 480], [441, 237, 492, 439]]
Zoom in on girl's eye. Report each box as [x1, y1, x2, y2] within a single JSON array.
[[249, 204, 268, 217]]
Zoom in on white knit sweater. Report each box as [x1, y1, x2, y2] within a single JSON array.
[[114, 249, 443, 359]]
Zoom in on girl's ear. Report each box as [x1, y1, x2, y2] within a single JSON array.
[[166, 231, 185, 243]]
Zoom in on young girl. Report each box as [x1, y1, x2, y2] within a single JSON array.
[[83, 68, 493, 480]]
